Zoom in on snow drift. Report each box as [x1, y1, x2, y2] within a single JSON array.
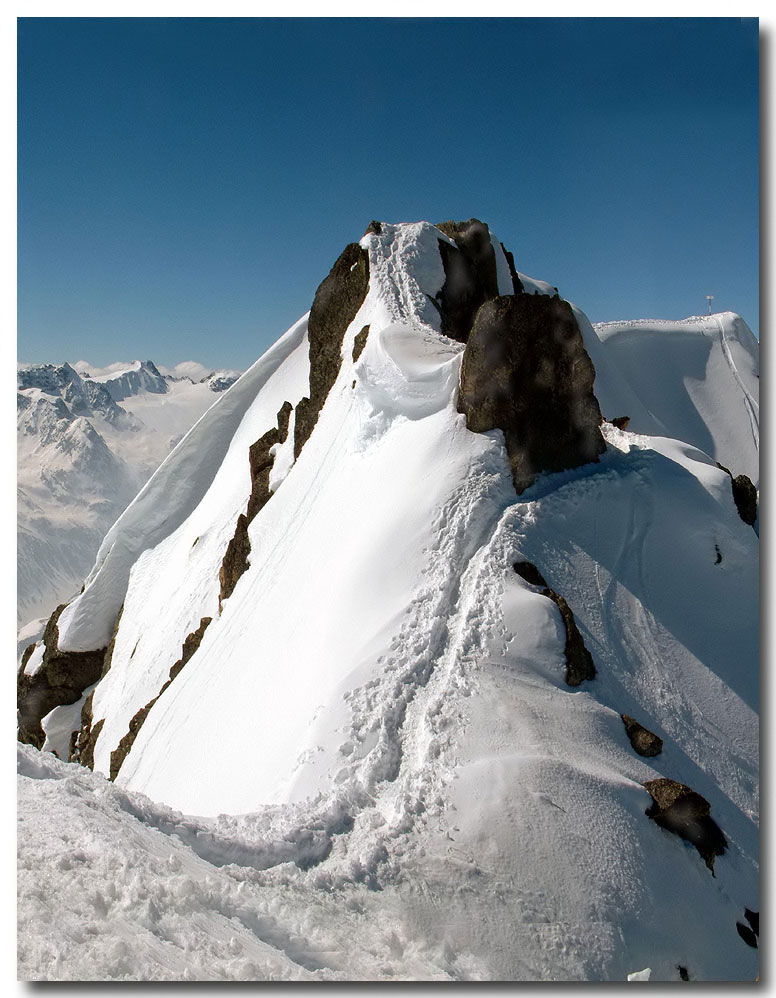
[[18, 220, 758, 982]]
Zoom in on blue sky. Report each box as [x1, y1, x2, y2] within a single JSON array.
[[18, 17, 759, 370]]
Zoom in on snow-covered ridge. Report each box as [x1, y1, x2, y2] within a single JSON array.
[[19, 221, 758, 981]]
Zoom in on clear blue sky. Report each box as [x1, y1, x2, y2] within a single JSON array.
[[18, 17, 759, 370]]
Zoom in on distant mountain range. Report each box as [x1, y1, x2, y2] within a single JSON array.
[[17, 360, 241, 628]]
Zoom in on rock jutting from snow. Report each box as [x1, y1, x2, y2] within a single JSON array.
[[17, 604, 108, 749], [498, 242, 525, 295], [512, 560, 596, 686], [219, 401, 294, 609], [458, 294, 606, 494], [621, 714, 663, 756], [68, 691, 103, 770], [109, 616, 212, 781], [731, 475, 758, 527], [294, 241, 370, 458], [644, 778, 727, 872], [352, 325, 370, 362], [716, 463, 758, 527], [434, 218, 500, 342]]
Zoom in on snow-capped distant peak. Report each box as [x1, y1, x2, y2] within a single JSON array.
[[87, 360, 168, 401]]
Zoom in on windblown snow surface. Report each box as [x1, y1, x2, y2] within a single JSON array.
[[18, 222, 758, 982]]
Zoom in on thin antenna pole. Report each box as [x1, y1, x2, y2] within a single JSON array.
[[706, 295, 714, 315]]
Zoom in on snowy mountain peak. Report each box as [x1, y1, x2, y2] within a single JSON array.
[[88, 359, 168, 401], [18, 220, 759, 981]]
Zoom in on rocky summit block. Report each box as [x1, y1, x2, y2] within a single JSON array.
[[294, 242, 369, 458], [435, 219, 500, 342], [458, 293, 606, 494]]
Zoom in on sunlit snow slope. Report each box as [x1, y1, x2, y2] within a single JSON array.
[[19, 221, 758, 982]]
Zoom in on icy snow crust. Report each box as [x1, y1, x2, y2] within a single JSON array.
[[19, 223, 759, 981]]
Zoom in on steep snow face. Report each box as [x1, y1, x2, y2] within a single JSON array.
[[21, 221, 759, 981], [592, 313, 759, 486]]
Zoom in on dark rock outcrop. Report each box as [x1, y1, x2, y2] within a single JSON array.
[[69, 691, 103, 770], [736, 922, 758, 948], [218, 514, 251, 610], [20, 643, 36, 672], [435, 219, 499, 342], [110, 616, 212, 781], [607, 416, 630, 431], [512, 560, 596, 686], [745, 909, 759, 936], [731, 474, 758, 526], [621, 714, 663, 757], [294, 242, 370, 457], [364, 220, 382, 236], [499, 242, 525, 295], [219, 402, 293, 610], [716, 463, 758, 527], [512, 560, 548, 588], [17, 604, 108, 749], [644, 778, 727, 872], [352, 325, 370, 363], [458, 294, 606, 493], [550, 590, 597, 687]]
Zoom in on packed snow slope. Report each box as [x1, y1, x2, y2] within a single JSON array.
[[18, 221, 758, 982], [17, 361, 239, 626], [592, 314, 759, 487]]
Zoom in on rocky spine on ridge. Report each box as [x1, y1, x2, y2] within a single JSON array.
[[17, 605, 108, 749], [435, 219, 500, 342], [293, 242, 370, 458], [219, 401, 294, 609], [459, 294, 606, 494]]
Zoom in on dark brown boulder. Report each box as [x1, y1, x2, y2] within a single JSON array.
[[352, 325, 370, 362], [17, 603, 108, 749], [458, 294, 606, 494], [608, 416, 630, 430], [644, 778, 727, 872], [435, 219, 500, 342], [294, 242, 370, 457], [621, 714, 663, 757]]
